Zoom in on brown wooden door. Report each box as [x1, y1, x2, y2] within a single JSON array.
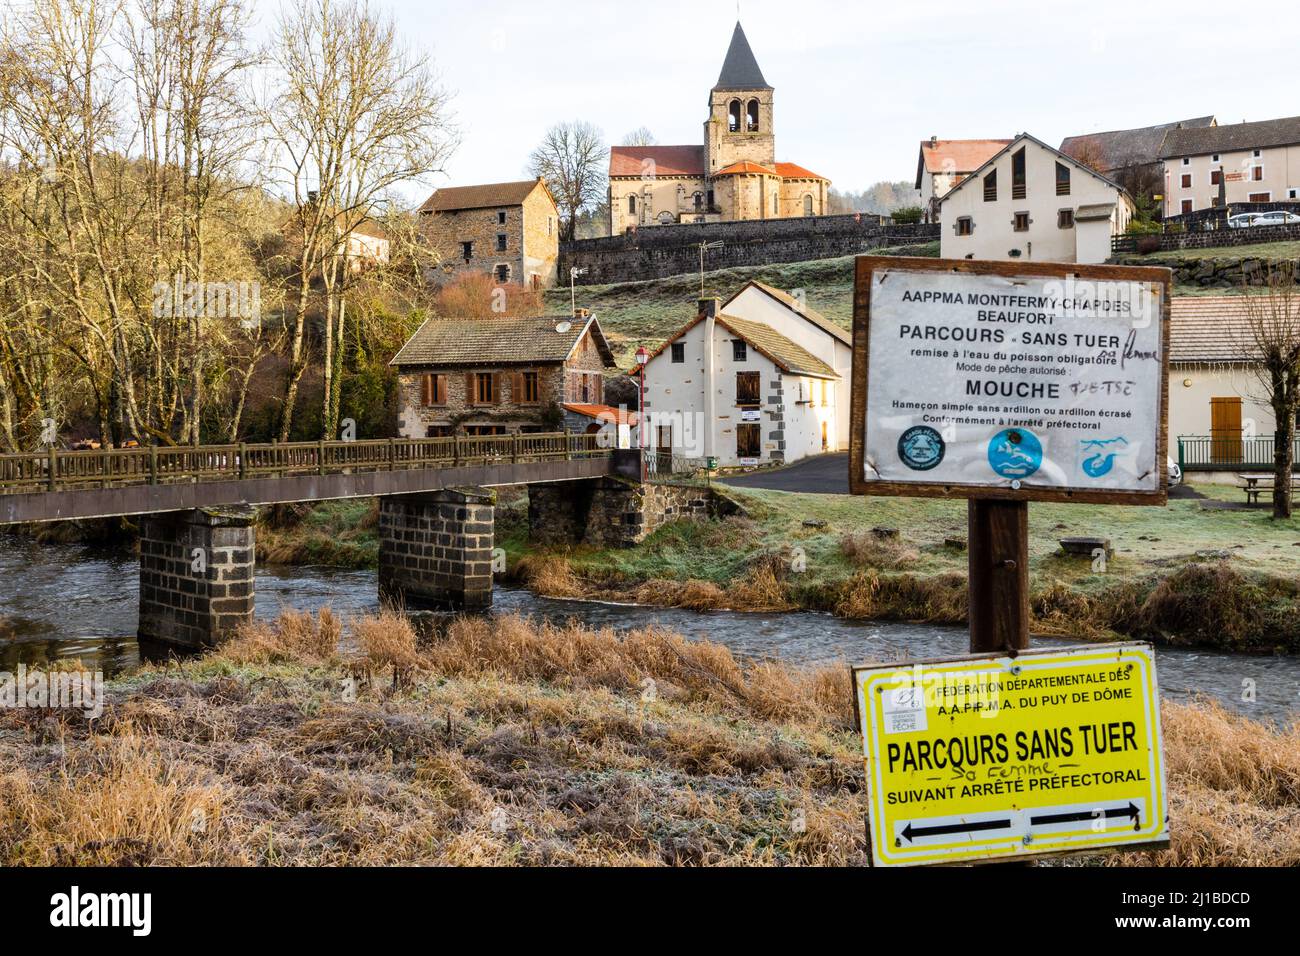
[[1210, 397, 1243, 464]]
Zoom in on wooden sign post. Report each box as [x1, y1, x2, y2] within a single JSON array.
[[849, 256, 1173, 656]]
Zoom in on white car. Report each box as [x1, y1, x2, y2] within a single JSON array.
[[1228, 211, 1300, 229]]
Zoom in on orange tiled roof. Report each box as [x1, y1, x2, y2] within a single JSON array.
[[609, 145, 706, 178], [918, 139, 1013, 176], [774, 161, 827, 181], [713, 160, 777, 177], [563, 403, 639, 426]]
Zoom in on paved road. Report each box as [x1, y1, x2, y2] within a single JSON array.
[[721, 453, 850, 495]]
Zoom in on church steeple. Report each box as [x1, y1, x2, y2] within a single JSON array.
[[714, 21, 772, 91]]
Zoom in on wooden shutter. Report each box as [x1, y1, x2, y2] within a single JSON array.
[[422, 374, 434, 406], [1210, 397, 1243, 465], [466, 372, 476, 405], [493, 373, 503, 405]]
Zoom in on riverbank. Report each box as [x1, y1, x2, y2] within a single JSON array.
[[256, 481, 1300, 655], [0, 609, 1294, 866]]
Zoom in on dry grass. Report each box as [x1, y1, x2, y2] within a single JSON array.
[[0, 610, 1294, 866], [839, 532, 920, 570]]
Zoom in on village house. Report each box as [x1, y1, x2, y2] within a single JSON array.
[[1160, 115, 1300, 216], [1167, 296, 1284, 459], [607, 21, 830, 234], [915, 138, 1012, 221], [640, 283, 847, 468], [389, 314, 616, 439], [345, 219, 390, 271], [418, 178, 559, 289], [939, 133, 1135, 265], [1060, 116, 1216, 183]]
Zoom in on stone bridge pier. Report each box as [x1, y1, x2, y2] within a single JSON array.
[[138, 506, 257, 651], [378, 489, 495, 610]]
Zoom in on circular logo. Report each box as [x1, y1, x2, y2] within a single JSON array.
[[988, 429, 1043, 480], [898, 426, 945, 472]]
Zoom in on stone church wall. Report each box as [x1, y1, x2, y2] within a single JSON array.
[[560, 215, 940, 285]]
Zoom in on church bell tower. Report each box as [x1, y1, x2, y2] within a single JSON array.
[[705, 21, 776, 173]]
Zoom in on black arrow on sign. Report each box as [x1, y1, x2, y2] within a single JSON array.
[[902, 819, 1013, 843], [1030, 804, 1141, 828]]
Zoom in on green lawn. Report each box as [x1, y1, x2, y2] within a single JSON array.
[[545, 242, 939, 364]]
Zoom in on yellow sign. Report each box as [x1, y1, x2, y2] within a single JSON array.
[[854, 643, 1168, 867]]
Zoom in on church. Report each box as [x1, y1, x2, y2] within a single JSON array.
[[608, 22, 830, 235]]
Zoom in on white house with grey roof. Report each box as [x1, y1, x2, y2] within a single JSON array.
[[940, 133, 1135, 265], [640, 283, 848, 467], [1159, 115, 1300, 216]]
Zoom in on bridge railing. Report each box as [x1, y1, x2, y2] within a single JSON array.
[[0, 432, 607, 495]]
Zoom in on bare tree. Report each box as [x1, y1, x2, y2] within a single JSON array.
[[621, 127, 656, 147], [1240, 261, 1300, 519], [265, 0, 456, 441], [528, 120, 606, 243]]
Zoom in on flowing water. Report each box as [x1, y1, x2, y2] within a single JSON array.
[[1, 538, 1298, 724]]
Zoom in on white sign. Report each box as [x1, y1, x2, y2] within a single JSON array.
[[862, 266, 1167, 496]]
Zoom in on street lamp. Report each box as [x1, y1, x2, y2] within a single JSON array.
[[570, 267, 587, 317], [635, 346, 649, 481]]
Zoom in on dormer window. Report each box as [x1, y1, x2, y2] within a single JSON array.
[[1012, 148, 1027, 200]]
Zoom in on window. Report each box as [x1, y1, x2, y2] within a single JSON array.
[[803, 194, 814, 216], [707, 189, 715, 208], [518, 370, 540, 405], [671, 343, 685, 364], [1248, 192, 1272, 202], [1182, 157, 1191, 166], [1290, 189, 1299, 200], [736, 423, 761, 459], [1252, 165, 1264, 182], [728, 99, 741, 133], [421, 374, 448, 407], [1181, 199, 1194, 215], [736, 371, 762, 407], [656, 425, 673, 454], [494, 264, 511, 283], [1211, 169, 1222, 186], [628, 195, 637, 215], [472, 372, 495, 405], [746, 99, 759, 132], [1012, 148, 1026, 200], [425, 425, 453, 439], [496, 233, 508, 252], [694, 192, 704, 211], [497, 211, 507, 225], [1253, 149, 1262, 158], [547, 217, 553, 237], [1013, 212, 1030, 232], [1058, 209, 1075, 229], [1212, 154, 1220, 163], [955, 216, 974, 236], [1181, 173, 1192, 189], [983, 169, 997, 202], [1055, 162, 1071, 196], [773, 193, 779, 216], [464, 425, 506, 437], [733, 340, 748, 362], [461, 241, 473, 262]]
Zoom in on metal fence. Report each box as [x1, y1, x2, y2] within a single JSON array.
[[1177, 435, 1300, 472], [0, 432, 607, 495], [644, 452, 712, 484]]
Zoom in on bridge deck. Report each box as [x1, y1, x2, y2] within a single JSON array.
[[0, 433, 618, 524]]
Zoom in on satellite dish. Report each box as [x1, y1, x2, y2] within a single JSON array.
[[554, 321, 573, 334]]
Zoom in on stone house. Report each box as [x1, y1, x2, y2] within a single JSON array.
[[418, 178, 559, 289], [607, 21, 829, 234], [939, 133, 1135, 265], [1159, 115, 1300, 216], [389, 314, 617, 438], [640, 295, 840, 468]]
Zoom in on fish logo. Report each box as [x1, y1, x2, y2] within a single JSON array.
[[988, 429, 1042, 480], [1080, 438, 1130, 479]]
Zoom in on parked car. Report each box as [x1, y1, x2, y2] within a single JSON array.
[[1228, 211, 1300, 229], [1167, 457, 1183, 489]]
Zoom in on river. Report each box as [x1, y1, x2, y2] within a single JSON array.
[[1, 538, 1297, 724]]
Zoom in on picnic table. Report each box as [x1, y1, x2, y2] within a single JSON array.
[[1237, 473, 1275, 505]]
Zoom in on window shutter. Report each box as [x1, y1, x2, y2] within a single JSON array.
[[466, 372, 476, 405], [494, 373, 503, 405], [422, 374, 433, 406], [513, 372, 522, 404]]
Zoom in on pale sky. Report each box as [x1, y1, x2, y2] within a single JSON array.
[[256, 0, 1298, 199]]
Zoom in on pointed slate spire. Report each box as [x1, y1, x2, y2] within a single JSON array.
[[715, 21, 771, 91]]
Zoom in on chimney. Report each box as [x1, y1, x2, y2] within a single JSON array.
[[698, 297, 720, 318], [930, 136, 938, 147], [574, 307, 591, 321]]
